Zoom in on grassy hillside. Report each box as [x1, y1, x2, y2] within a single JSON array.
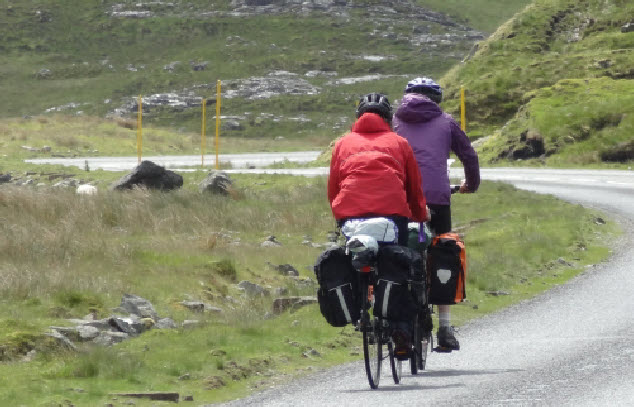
[[416, 0, 532, 33], [0, 0, 531, 144], [440, 0, 634, 165]]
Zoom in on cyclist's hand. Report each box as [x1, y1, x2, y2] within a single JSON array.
[[459, 179, 472, 194], [424, 205, 431, 222]]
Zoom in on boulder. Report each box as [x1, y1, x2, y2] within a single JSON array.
[[199, 171, 233, 195], [0, 174, 12, 183], [110, 161, 183, 190]]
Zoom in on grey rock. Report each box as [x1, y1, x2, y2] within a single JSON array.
[[93, 331, 128, 346], [155, 318, 177, 329], [76, 325, 100, 341], [303, 349, 321, 358], [261, 236, 281, 247], [117, 294, 158, 320], [622, 22, 634, 33], [237, 280, 268, 297], [199, 171, 233, 195], [0, 174, 12, 183], [272, 296, 318, 314], [110, 317, 145, 336], [46, 330, 77, 350], [110, 161, 183, 191], [269, 263, 299, 277], [181, 301, 206, 313]]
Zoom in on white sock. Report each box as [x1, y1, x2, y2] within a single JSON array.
[[438, 305, 451, 328]]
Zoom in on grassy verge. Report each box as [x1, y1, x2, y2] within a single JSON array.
[[0, 174, 617, 406]]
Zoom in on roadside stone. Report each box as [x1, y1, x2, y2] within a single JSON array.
[[76, 326, 100, 341], [110, 160, 183, 191], [204, 376, 226, 389], [199, 171, 233, 195], [272, 296, 317, 314], [269, 263, 299, 277], [0, 174, 13, 183], [93, 331, 128, 346], [237, 280, 269, 297], [155, 318, 177, 329], [46, 330, 77, 351], [261, 236, 282, 247], [181, 301, 205, 313], [117, 294, 158, 320], [109, 317, 145, 336], [302, 349, 321, 358]]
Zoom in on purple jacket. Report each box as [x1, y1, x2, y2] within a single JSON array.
[[393, 94, 480, 205]]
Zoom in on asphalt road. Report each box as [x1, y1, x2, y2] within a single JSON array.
[[210, 167, 634, 407]]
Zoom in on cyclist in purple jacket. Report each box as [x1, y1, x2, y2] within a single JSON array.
[[393, 77, 480, 351]]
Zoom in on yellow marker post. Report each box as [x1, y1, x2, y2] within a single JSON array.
[[460, 86, 466, 132], [137, 95, 142, 164], [201, 98, 207, 168], [215, 80, 222, 170]]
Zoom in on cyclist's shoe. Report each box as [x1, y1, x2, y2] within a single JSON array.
[[392, 330, 411, 361], [436, 326, 460, 352]]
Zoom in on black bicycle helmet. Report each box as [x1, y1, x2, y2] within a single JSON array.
[[356, 93, 392, 122], [404, 77, 442, 104]]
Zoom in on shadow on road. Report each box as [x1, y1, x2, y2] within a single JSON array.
[[420, 368, 524, 377], [341, 383, 465, 393]]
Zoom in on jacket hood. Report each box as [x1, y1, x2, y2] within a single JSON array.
[[351, 112, 391, 133], [394, 94, 442, 123]]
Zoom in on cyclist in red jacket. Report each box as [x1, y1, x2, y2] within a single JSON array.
[[328, 93, 429, 245], [328, 93, 429, 357]]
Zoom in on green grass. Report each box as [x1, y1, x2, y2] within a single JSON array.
[[416, 0, 532, 33], [478, 77, 634, 165], [440, 0, 634, 166], [0, 176, 617, 405]]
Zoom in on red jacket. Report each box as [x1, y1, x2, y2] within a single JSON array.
[[328, 113, 428, 222]]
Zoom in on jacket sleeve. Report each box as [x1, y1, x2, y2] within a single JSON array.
[[327, 141, 341, 210], [450, 120, 480, 192], [402, 141, 428, 222]]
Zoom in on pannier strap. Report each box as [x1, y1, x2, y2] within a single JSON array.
[[333, 285, 352, 324], [378, 279, 401, 318]]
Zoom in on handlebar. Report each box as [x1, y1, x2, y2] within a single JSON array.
[[450, 184, 460, 194]]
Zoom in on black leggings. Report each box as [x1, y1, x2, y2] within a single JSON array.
[[428, 204, 452, 235]]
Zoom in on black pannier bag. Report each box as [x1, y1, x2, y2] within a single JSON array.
[[373, 245, 420, 321], [314, 246, 360, 327], [427, 233, 466, 305]]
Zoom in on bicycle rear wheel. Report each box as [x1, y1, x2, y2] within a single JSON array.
[[419, 307, 433, 371], [363, 317, 382, 389], [388, 340, 403, 384]]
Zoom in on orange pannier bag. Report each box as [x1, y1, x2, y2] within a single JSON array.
[[427, 232, 467, 305]]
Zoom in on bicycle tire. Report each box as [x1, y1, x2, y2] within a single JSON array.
[[419, 307, 433, 371], [388, 340, 403, 384], [363, 317, 382, 389]]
